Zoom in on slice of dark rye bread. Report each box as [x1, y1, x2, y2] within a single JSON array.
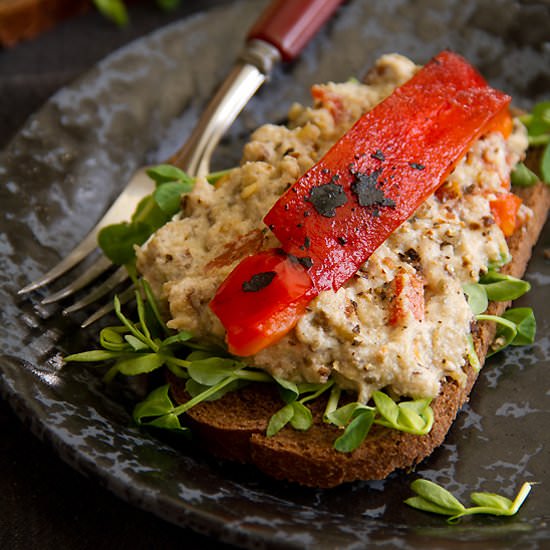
[[168, 178, 550, 488]]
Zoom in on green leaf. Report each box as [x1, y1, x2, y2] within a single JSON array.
[[398, 400, 431, 431], [476, 314, 518, 356], [115, 353, 165, 376], [125, 334, 149, 351], [326, 401, 372, 427], [479, 272, 531, 301], [98, 221, 151, 265], [463, 283, 488, 315], [131, 194, 169, 229], [409, 479, 466, 513], [113, 295, 149, 347], [140, 278, 169, 336], [64, 350, 128, 362], [541, 143, 550, 184], [333, 409, 375, 452], [511, 162, 539, 187], [99, 326, 132, 351], [94, 0, 128, 26], [133, 384, 174, 424], [372, 391, 399, 425], [469, 492, 513, 511], [153, 181, 193, 216], [404, 496, 457, 516], [184, 377, 245, 401], [323, 385, 342, 421], [146, 164, 193, 186], [502, 307, 536, 346], [145, 413, 187, 431], [187, 357, 240, 385], [267, 403, 295, 437], [525, 101, 550, 137], [289, 401, 313, 431], [274, 376, 299, 401]]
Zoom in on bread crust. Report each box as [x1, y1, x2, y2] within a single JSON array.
[[169, 179, 549, 488]]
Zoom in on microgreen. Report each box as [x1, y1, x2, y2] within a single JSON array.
[[511, 162, 539, 187], [478, 272, 531, 301], [94, 0, 128, 26], [333, 409, 375, 452], [464, 272, 530, 315], [463, 271, 535, 357], [518, 101, 550, 185], [463, 282, 488, 315], [266, 380, 334, 436], [477, 307, 536, 356], [405, 479, 534, 523], [326, 392, 434, 453]]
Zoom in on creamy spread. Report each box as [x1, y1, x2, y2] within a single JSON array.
[[136, 54, 529, 403]]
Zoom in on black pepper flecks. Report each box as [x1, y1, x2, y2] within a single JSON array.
[[337, 236, 347, 245], [305, 182, 348, 218], [371, 149, 385, 161], [350, 168, 396, 209], [289, 254, 313, 270], [242, 271, 276, 292], [409, 162, 425, 170], [304, 236, 311, 249]]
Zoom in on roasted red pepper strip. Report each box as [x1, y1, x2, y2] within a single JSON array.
[[211, 51, 512, 356], [264, 50, 511, 291], [209, 249, 314, 356]]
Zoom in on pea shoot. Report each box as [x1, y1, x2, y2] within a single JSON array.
[[463, 272, 536, 356], [517, 101, 550, 185], [405, 479, 535, 523]]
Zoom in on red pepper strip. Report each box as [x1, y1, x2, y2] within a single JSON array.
[[209, 249, 314, 356], [264, 50, 511, 291], [211, 51, 512, 356]]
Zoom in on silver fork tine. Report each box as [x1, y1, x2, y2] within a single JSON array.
[[41, 255, 112, 304], [62, 265, 128, 314], [19, 232, 99, 294], [81, 284, 135, 328], [19, 167, 154, 295]]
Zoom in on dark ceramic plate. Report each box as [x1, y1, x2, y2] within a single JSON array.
[[1, 1, 549, 548]]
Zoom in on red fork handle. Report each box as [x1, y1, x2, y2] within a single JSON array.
[[247, 0, 344, 62]]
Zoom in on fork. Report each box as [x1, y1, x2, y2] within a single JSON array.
[[18, 0, 343, 327]]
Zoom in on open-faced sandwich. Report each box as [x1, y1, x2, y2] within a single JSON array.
[[68, 51, 550, 488]]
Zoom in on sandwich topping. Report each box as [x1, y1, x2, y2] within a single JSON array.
[[136, 53, 530, 403]]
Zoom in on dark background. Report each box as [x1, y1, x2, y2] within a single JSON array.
[[0, 2, 237, 548]]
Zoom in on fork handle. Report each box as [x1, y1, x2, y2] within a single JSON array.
[[247, 0, 344, 61]]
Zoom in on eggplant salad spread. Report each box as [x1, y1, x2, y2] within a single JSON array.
[[136, 53, 529, 403], [66, 50, 549, 491]]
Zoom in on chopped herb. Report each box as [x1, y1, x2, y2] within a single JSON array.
[[306, 182, 348, 217], [350, 168, 396, 209], [242, 271, 276, 292], [371, 149, 386, 161], [409, 162, 425, 170]]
